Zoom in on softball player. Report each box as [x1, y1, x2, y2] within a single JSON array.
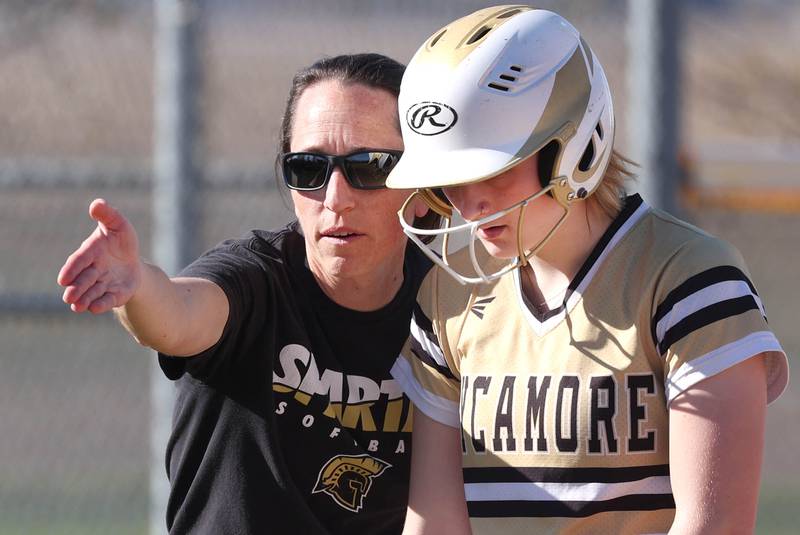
[[387, 6, 789, 534]]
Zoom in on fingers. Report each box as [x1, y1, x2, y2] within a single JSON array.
[[89, 198, 128, 234], [65, 272, 122, 315], [57, 237, 100, 287], [59, 198, 140, 314], [58, 199, 129, 287], [72, 277, 109, 313], [87, 293, 118, 315], [61, 265, 100, 307]]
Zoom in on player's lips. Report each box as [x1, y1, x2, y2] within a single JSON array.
[[478, 224, 506, 240]]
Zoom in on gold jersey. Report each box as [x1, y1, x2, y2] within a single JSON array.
[[392, 195, 789, 535]]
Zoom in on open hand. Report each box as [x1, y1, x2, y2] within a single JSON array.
[[57, 199, 142, 314]]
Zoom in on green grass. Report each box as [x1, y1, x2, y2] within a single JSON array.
[[0, 520, 146, 535], [0, 471, 148, 535], [0, 479, 795, 534]]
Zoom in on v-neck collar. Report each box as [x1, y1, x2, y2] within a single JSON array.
[[513, 194, 648, 336]]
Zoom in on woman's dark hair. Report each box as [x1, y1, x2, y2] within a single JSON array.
[[277, 53, 404, 159], [275, 53, 441, 237]]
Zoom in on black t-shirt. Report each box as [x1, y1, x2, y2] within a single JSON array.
[[158, 221, 431, 535]]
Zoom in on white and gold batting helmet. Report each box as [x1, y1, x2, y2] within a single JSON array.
[[387, 5, 615, 284]]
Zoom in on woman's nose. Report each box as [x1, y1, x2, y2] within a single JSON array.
[[323, 166, 356, 213]]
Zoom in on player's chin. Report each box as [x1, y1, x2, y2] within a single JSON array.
[[478, 238, 516, 259]]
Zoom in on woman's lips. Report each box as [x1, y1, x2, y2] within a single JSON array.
[[321, 229, 363, 244]]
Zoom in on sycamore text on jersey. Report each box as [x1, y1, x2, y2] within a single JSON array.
[[460, 372, 659, 455]]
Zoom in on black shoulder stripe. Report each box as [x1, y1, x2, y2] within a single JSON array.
[[651, 265, 758, 352], [467, 494, 675, 518], [409, 335, 457, 381], [413, 302, 434, 335], [414, 318, 444, 352], [658, 295, 761, 355], [463, 464, 669, 484], [653, 265, 757, 327]]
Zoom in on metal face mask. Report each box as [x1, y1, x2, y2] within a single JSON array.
[[398, 176, 571, 285]]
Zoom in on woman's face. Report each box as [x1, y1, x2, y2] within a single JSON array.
[[443, 155, 563, 259], [289, 80, 413, 282]]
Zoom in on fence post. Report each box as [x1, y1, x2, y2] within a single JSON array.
[[152, 0, 203, 533], [626, 0, 682, 213]]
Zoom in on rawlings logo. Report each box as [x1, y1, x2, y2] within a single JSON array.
[[313, 454, 391, 512], [406, 102, 458, 136]]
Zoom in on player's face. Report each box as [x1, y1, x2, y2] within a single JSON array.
[[443, 155, 564, 259], [289, 80, 412, 283]]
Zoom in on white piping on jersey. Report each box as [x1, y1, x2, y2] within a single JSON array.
[[665, 330, 785, 406], [655, 280, 765, 345], [464, 475, 672, 503], [391, 357, 461, 428], [410, 318, 448, 370], [514, 200, 650, 337]]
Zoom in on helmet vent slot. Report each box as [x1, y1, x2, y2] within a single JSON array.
[[538, 141, 560, 188], [579, 141, 595, 172], [499, 74, 516, 82], [429, 29, 447, 48], [509, 65, 523, 72], [497, 9, 522, 19], [487, 82, 510, 92], [595, 122, 604, 140], [467, 25, 493, 45]]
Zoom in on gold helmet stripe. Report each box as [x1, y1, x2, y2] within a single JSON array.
[[417, 5, 532, 69], [513, 45, 591, 162]]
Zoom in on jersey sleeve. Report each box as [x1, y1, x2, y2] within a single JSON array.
[[391, 268, 462, 428], [651, 235, 789, 406]]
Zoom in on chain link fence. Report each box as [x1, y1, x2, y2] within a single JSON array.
[[1, 1, 798, 534]]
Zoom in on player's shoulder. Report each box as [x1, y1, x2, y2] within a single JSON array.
[[417, 244, 507, 323], [642, 208, 748, 278], [617, 207, 755, 315]]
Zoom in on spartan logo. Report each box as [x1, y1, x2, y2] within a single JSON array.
[[313, 454, 391, 512], [406, 102, 458, 136]]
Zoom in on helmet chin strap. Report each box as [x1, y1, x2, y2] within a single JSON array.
[[397, 176, 574, 285], [516, 178, 571, 268]]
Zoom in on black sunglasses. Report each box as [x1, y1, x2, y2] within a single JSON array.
[[282, 149, 403, 191]]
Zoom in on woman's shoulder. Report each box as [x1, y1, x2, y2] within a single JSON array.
[[185, 222, 303, 282], [244, 221, 304, 258]]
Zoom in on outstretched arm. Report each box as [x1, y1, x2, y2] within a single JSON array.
[[403, 408, 472, 535], [668, 355, 768, 535], [57, 198, 228, 356]]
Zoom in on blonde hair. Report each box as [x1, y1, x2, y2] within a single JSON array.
[[590, 150, 638, 218]]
